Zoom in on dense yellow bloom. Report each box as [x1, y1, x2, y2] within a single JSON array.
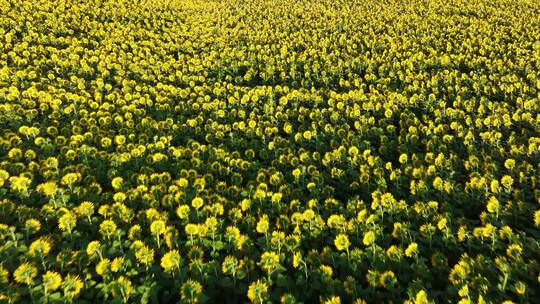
[[112, 276, 133, 302], [490, 180, 501, 193], [191, 197, 204, 209], [457, 226, 467, 242], [449, 262, 470, 285], [535, 210, 540, 226], [432, 177, 444, 191], [24, 219, 41, 234], [136, 246, 155, 265], [58, 212, 77, 233], [260, 251, 280, 274], [320, 265, 334, 278], [458, 285, 469, 297], [292, 168, 302, 180], [180, 280, 203, 304], [506, 244, 523, 259], [222, 256, 239, 275], [327, 214, 346, 229], [256, 217, 269, 234], [62, 275, 84, 298], [501, 175, 514, 190], [14, 263, 37, 285], [399, 153, 408, 164], [247, 280, 268, 304], [177, 205, 191, 219], [323, 296, 341, 304], [0, 266, 8, 285], [61, 172, 81, 186], [486, 196, 500, 213], [37, 181, 58, 197], [113, 192, 127, 203], [86, 241, 102, 258], [293, 252, 302, 269], [239, 199, 251, 212], [29, 238, 51, 256], [0, 169, 9, 187], [161, 250, 181, 272], [99, 219, 117, 238], [96, 259, 111, 276], [504, 159, 515, 170], [150, 220, 167, 236], [437, 218, 447, 231], [42, 271, 62, 293], [111, 257, 124, 273], [44, 157, 59, 169], [363, 231, 376, 246], [185, 224, 199, 236], [386, 245, 402, 261], [379, 271, 396, 288], [9, 175, 32, 195], [405, 243, 419, 257], [1, 0, 539, 302], [76, 201, 95, 218], [415, 290, 430, 304], [334, 234, 350, 251], [111, 177, 124, 190]]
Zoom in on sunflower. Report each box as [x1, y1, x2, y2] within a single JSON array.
[[96, 259, 111, 277], [256, 216, 269, 234], [405, 242, 419, 257], [506, 244, 523, 259], [24, 219, 41, 234], [136, 245, 154, 266], [334, 234, 350, 251], [362, 231, 376, 246], [191, 197, 204, 209], [111, 257, 125, 273], [99, 219, 117, 238], [180, 279, 203, 304], [112, 276, 133, 302], [14, 263, 37, 285], [222, 255, 239, 275], [247, 280, 268, 304], [58, 212, 77, 234], [86, 241, 102, 259], [42, 271, 62, 293], [62, 275, 84, 299], [161, 250, 181, 272], [28, 238, 52, 257], [259, 251, 280, 274]]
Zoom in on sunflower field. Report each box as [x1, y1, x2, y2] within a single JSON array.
[[1, 0, 540, 302]]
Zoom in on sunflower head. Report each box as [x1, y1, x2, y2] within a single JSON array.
[[14, 263, 38, 285], [42, 271, 62, 293]]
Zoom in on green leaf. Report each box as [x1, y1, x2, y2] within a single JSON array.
[[276, 274, 289, 287], [213, 241, 225, 250], [221, 277, 234, 288]]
